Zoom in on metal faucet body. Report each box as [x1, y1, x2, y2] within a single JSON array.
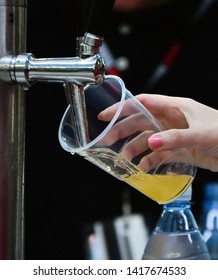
[[0, 52, 105, 89], [0, 31, 106, 158], [0, 30, 106, 89]]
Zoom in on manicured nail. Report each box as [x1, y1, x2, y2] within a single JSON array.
[[98, 112, 103, 120], [98, 113, 102, 120], [148, 136, 164, 149]]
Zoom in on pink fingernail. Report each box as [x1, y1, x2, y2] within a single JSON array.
[[148, 136, 164, 149], [98, 112, 103, 120]]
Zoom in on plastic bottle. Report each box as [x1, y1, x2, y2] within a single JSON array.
[[142, 186, 210, 260], [199, 182, 218, 260]]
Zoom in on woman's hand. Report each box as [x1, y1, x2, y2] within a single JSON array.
[[98, 93, 218, 171], [135, 94, 218, 172]]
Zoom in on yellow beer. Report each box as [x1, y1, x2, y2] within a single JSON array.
[[83, 147, 194, 204], [122, 171, 194, 204]]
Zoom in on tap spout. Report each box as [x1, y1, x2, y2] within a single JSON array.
[[0, 53, 105, 90]]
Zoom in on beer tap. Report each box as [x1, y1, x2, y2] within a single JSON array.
[[0, 0, 115, 259], [0, 0, 115, 88]]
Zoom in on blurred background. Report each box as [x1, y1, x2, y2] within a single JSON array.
[[25, 0, 218, 259]]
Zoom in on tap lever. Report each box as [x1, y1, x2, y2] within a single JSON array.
[[87, 0, 115, 37], [74, 0, 93, 37]]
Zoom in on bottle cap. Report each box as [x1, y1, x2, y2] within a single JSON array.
[[177, 185, 192, 201]]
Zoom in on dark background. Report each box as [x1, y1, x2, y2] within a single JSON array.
[[25, 0, 218, 259]]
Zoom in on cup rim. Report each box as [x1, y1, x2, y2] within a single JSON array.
[[58, 75, 126, 153]]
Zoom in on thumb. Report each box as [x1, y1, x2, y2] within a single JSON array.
[[148, 129, 194, 151]]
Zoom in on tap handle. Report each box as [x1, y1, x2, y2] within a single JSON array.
[[74, 0, 93, 37], [87, 0, 115, 37]]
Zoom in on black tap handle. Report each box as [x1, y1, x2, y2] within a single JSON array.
[[87, 0, 115, 37], [74, 0, 94, 37]]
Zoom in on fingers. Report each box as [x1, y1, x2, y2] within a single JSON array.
[[120, 131, 153, 160], [97, 93, 218, 173], [98, 113, 156, 146], [98, 99, 140, 121], [135, 94, 189, 129], [98, 102, 120, 121], [135, 94, 176, 113]]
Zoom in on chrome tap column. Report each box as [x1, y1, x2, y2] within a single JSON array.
[[0, 0, 27, 259]]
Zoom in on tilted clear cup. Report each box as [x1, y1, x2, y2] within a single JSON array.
[[58, 75, 197, 204]]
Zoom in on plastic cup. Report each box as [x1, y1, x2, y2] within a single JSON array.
[[58, 75, 197, 204]]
